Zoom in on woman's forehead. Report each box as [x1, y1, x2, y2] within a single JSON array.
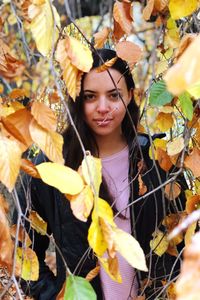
[[83, 68, 127, 91]]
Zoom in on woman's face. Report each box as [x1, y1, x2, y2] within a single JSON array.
[[82, 68, 132, 140]]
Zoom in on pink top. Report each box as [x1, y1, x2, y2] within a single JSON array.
[[100, 146, 138, 300]]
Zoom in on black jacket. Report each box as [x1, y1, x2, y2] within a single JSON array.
[[17, 134, 186, 300]]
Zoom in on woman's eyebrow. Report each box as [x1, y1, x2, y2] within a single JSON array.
[[107, 88, 122, 93], [83, 90, 96, 93]]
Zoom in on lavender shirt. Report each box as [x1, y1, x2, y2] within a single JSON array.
[[100, 146, 138, 300]]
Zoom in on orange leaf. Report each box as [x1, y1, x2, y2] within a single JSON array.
[[29, 119, 64, 164], [95, 57, 118, 73], [155, 112, 174, 132], [113, 19, 125, 41], [94, 27, 111, 49], [10, 224, 32, 248], [85, 266, 100, 282], [31, 101, 57, 131], [143, 0, 155, 21], [20, 158, 41, 178], [138, 174, 147, 196], [8, 88, 28, 99], [184, 147, 200, 178], [56, 280, 66, 300], [0, 194, 9, 214], [113, 1, 133, 35], [164, 182, 181, 200], [2, 108, 33, 148], [186, 194, 200, 214], [0, 135, 22, 191], [0, 204, 13, 270], [116, 41, 142, 67], [157, 148, 173, 172]]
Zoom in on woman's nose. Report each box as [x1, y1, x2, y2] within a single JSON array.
[[96, 96, 110, 113]]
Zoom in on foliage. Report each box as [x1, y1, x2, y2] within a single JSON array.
[[0, 0, 200, 299]]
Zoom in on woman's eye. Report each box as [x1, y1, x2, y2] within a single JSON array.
[[83, 94, 96, 101], [109, 92, 120, 100]]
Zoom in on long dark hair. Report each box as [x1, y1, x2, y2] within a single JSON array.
[[63, 48, 139, 170]]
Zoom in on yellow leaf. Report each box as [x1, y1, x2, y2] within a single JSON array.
[[164, 35, 200, 95], [88, 218, 107, 256], [98, 256, 122, 283], [187, 80, 200, 98], [185, 222, 197, 245], [155, 112, 174, 132], [93, 198, 114, 225], [149, 138, 167, 160], [0, 135, 22, 192], [169, 0, 198, 20], [96, 57, 118, 73], [113, 228, 148, 271], [150, 229, 169, 257], [69, 185, 94, 222], [29, 211, 47, 235], [28, 0, 60, 56], [82, 153, 102, 196], [16, 247, 39, 281], [166, 136, 185, 156], [36, 162, 84, 195], [31, 101, 57, 132], [30, 119, 64, 164]]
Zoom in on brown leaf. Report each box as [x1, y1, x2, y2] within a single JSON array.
[[20, 158, 40, 178], [174, 34, 196, 62], [29, 210, 47, 235], [0, 194, 9, 214], [113, 19, 125, 42], [0, 135, 22, 191], [10, 224, 32, 248], [48, 91, 61, 104], [85, 266, 100, 281], [184, 147, 200, 178], [113, 1, 133, 35], [138, 174, 147, 196], [95, 57, 118, 73], [116, 41, 142, 67], [157, 148, 173, 172], [165, 182, 181, 200], [31, 101, 57, 132], [94, 27, 111, 49], [0, 205, 13, 270], [29, 119, 64, 164], [186, 194, 200, 214], [143, 0, 155, 21]]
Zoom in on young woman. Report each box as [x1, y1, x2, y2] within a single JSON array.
[[19, 49, 185, 300]]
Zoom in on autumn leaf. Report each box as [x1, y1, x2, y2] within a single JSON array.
[[164, 182, 181, 200], [69, 185, 94, 222], [31, 101, 57, 131], [94, 27, 111, 48], [82, 153, 102, 196], [0, 194, 9, 214], [2, 108, 33, 148], [166, 136, 185, 156], [85, 266, 100, 282], [0, 204, 13, 270], [29, 119, 64, 164], [154, 112, 174, 132], [184, 147, 200, 178], [29, 210, 47, 235], [157, 148, 173, 172], [164, 35, 200, 95], [8, 88, 28, 99], [88, 217, 107, 256], [98, 256, 122, 283], [15, 247, 39, 281], [185, 222, 197, 245], [169, 0, 198, 20], [96, 57, 118, 73], [28, 0, 60, 56], [138, 174, 147, 196], [113, 1, 133, 36], [10, 224, 32, 248], [150, 229, 169, 257], [36, 162, 84, 195], [116, 41, 142, 68], [20, 158, 40, 178], [143, 0, 155, 21], [113, 228, 148, 271], [0, 135, 22, 191], [65, 275, 96, 300], [149, 138, 167, 160], [186, 194, 200, 213]]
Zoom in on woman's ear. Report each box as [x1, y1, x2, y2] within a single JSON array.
[[127, 88, 134, 104]]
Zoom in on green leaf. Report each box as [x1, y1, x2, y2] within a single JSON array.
[[65, 275, 97, 300], [178, 92, 193, 121], [149, 80, 173, 106]]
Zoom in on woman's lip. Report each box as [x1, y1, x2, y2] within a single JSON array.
[[94, 119, 113, 126]]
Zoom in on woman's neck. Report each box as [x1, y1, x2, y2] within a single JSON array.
[[95, 134, 127, 158]]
